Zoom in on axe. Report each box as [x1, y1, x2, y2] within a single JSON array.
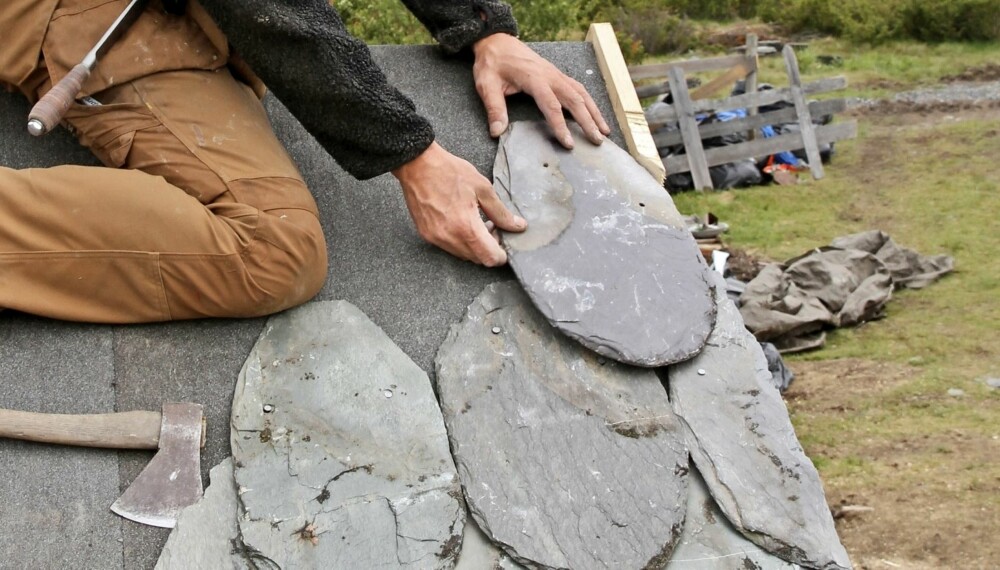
[[27, 0, 150, 136], [0, 402, 205, 528]]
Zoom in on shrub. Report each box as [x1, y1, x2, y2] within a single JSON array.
[[506, 0, 585, 41], [758, 0, 903, 43], [329, 0, 1000, 46], [901, 0, 1000, 42], [759, 0, 1000, 43], [334, 0, 430, 44], [583, 0, 704, 58], [664, 0, 759, 20]]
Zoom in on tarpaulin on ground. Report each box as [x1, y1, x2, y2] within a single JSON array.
[[739, 230, 955, 352]]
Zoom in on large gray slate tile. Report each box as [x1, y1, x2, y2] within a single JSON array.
[[1, 40, 620, 570], [113, 319, 265, 570], [454, 518, 524, 570], [494, 121, 716, 367], [667, 274, 851, 570], [667, 465, 798, 569], [298, 44, 621, 375], [231, 301, 463, 569], [0, 316, 123, 570], [154, 459, 247, 570], [436, 281, 688, 569]]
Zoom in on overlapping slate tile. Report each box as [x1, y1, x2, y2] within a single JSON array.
[[154, 459, 248, 570], [436, 281, 688, 569], [494, 121, 716, 367], [667, 274, 851, 569], [667, 465, 797, 569], [231, 301, 464, 569], [113, 319, 265, 570], [0, 41, 622, 569], [454, 518, 524, 570]]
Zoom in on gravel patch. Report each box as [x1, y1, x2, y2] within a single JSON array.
[[849, 80, 1000, 112]]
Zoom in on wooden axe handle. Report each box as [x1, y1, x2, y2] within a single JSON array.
[[0, 409, 161, 449]]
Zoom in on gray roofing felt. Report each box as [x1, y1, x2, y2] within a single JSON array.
[[0, 43, 622, 569], [1, 43, 847, 570]]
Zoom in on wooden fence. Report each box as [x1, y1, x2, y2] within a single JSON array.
[[624, 33, 857, 190]]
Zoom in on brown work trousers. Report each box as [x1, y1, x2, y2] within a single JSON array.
[[0, 1, 327, 323]]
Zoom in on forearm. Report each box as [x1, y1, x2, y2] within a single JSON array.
[[400, 0, 518, 53], [197, 0, 435, 179]]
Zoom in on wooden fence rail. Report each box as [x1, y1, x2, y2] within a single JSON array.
[[629, 35, 857, 190]]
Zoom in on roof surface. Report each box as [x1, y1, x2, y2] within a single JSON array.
[[0, 43, 621, 569]]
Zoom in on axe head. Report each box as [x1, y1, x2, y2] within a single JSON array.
[[111, 402, 204, 528]]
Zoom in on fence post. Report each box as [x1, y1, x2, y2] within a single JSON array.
[[745, 34, 759, 141], [783, 45, 824, 179], [667, 66, 713, 191]]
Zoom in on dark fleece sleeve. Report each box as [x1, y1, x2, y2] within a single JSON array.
[[401, 0, 518, 53], [197, 0, 435, 180]]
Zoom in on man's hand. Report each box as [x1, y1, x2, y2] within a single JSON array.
[[472, 33, 611, 149], [392, 142, 526, 266]]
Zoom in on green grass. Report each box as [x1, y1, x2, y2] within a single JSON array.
[[762, 39, 1000, 98], [670, 96, 1000, 539], [673, 110, 1000, 383], [650, 38, 1000, 102]]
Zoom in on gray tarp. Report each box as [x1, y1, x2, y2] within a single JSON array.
[[739, 230, 954, 352]]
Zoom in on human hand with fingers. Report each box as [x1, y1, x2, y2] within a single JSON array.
[[392, 142, 526, 267], [472, 33, 611, 148]]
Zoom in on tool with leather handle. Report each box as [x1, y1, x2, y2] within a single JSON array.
[[0, 403, 206, 528], [27, 0, 151, 136]]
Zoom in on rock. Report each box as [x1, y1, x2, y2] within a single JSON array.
[[667, 273, 851, 570], [984, 377, 1000, 390], [947, 388, 966, 397], [436, 281, 688, 569], [231, 301, 464, 569], [494, 121, 716, 367], [454, 518, 524, 570], [667, 464, 797, 570], [154, 459, 248, 570]]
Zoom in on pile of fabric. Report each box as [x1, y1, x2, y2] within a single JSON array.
[[737, 230, 955, 352]]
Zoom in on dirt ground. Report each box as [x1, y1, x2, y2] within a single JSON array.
[[791, 86, 1000, 567], [767, 66, 1000, 568], [786, 359, 1000, 569]]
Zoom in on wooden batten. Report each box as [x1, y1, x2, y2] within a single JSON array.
[[587, 23, 666, 183], [644, 76, 848, 124], [661, 121, 857, 174]]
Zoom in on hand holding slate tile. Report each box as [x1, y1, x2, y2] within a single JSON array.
[[494, 121, 717, 367]]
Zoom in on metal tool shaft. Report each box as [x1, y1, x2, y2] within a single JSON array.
[[27, 0, 151, 136]]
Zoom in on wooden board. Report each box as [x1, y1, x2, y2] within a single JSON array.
[[587, 23, 665, 183], [661, 121, 857, 174], [645, 76, 848, 123], [667, 66, 712, 190], [652, 99, 847, 148], [690, 61, 751, 101], [783, 45, 824, 179]]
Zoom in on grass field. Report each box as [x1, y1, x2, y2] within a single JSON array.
[[670, 39, 1000, 567]]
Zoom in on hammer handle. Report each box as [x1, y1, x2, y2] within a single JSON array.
[[0, 409, 161, 449], [27, 63, 91, 136]]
